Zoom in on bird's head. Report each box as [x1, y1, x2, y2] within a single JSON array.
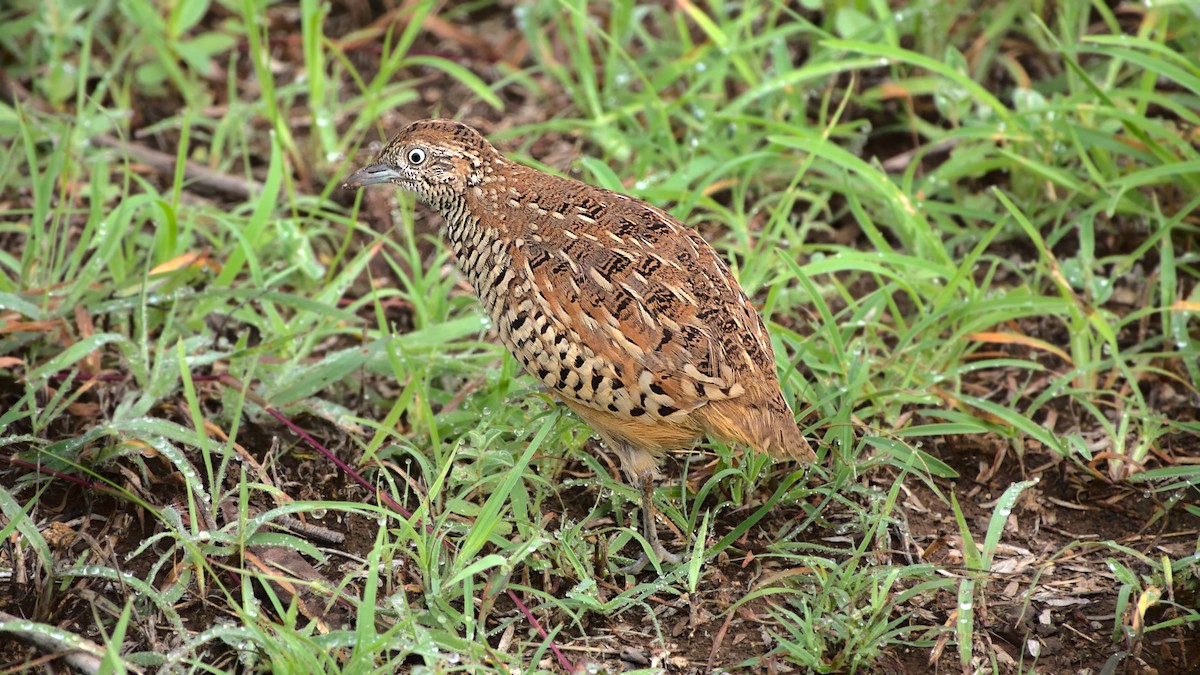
[[343, 119, 500, 202]]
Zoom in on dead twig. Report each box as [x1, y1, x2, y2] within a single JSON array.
[[92, 134, 264, 201]]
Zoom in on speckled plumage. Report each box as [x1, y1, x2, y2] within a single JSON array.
[[345, 119, 815, 567]]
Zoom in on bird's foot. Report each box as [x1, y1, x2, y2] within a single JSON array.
[[617, 541, 683, 574], [614, 467, 687, 574]]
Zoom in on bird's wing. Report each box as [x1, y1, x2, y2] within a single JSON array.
[[508, 185, 778, 425]]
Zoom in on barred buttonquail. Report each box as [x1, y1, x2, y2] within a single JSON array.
[[345, 119, 815, 572]]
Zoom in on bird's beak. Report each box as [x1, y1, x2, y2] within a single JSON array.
[[343, 163, 401, 190]]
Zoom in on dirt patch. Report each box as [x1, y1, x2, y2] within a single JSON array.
[[903, 436, 1200, 674]]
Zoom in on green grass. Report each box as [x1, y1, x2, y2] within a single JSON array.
[[2, 0, 1199, 672]]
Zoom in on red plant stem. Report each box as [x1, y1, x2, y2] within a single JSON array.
[[5, 457, 108, 491], [263, 403, 413, 517], [505, 587, 574, 671], [207, 374, 576, 672]]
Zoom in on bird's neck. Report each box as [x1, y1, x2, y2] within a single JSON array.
[[432, 193, 479, 247], [431, 189, 511, 322]]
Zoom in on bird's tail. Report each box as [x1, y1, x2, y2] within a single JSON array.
[[700, 390, 816, 463]]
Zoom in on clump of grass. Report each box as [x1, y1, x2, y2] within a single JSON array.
[[1, 0, 1197, 672]]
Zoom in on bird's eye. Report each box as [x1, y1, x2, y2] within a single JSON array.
[[407, 147, 427, 165]]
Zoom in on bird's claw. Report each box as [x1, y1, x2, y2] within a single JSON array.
[[618, 545, 683, 574]]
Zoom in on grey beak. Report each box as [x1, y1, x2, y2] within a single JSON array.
[[343, 163, 401, 189]]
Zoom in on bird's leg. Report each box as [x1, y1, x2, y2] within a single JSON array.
[[618, 469, 683, 574]]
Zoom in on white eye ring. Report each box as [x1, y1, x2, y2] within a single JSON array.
[[407, 147, 427, 165]]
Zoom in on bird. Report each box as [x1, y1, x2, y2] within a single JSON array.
[[344, 119, 816, 572]]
